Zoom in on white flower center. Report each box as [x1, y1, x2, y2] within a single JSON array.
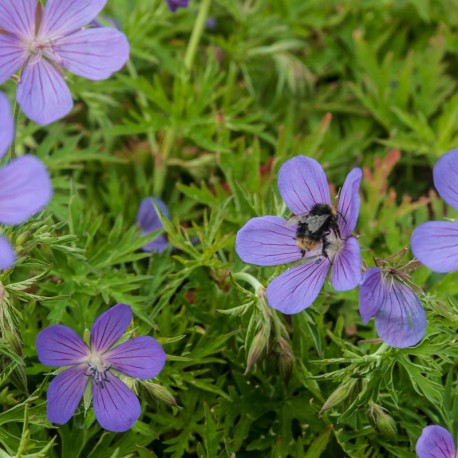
[[323, 233, 345, 262], [24, 36, 49, 56], [87, 353, 111, 388], [23, 35, 62, 65]]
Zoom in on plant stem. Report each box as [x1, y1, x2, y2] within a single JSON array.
[[126, 60, 158, 165], [153, 0, 212, 196], [9, 101, 20, 160], [153, 128, 176, 196], [184, 0, 212, 72], [374, 342, 389, 355], [232, 272, 264, 295]]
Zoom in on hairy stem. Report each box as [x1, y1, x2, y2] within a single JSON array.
[[233, 272, 264, 295], [9, 101, 20, 161], [153, 128, 176, 197]]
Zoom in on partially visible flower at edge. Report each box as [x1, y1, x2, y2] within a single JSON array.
[[0, 0, 130, 125], [411, 148, 458, 273], [416, 425, 457, 458], [166, 0, 189, 13], [136, 197, 170, 253], [359, 267, 426, 348], [206, 17, 217, 29], [36, 303, 166, 432], [235, 155, 363, 314], [0, 92, 52, 269]]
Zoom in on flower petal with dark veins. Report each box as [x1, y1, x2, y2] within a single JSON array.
[[359, 267, 385, 324], [47, 365, 89, 425], [0, 34, 26, 85], [331, 236, 361, 291], [16, 58, 73, 125], [266, 259, 330, 314], [411, 221, 458, 273], [36, 325, 89, 366], [376, 277, 426, 348], [90, 304, 132, 353], [40, 0, 108, 39], [105, 336, 166, 379], [92, 372, 141, 432], [416, 425, 456, 458], [278, 156, 331, 215], [236, 216, 306, 266], [433, 149, 458, 211], [0, 0, 36, 38], [55, 27, 129, 80], [337, 168, 363, 239]]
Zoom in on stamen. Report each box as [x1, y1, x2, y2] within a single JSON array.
[[86, 357, 112, 389]]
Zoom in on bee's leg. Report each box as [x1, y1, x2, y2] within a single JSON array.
[[336, 227, 343, 240], [320, 237, 333, 264], [331, 221, 343, 240], [321, 243, 329, 259], [301, 249, 306, 258]]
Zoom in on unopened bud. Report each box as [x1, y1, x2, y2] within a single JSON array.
[[120, 375, 134, 391], [145, 382, 177, 407], [4, 329, 22, 356], [320, 379, 358, 413], [83, 383, 92, 412], [276, 338, 295, 384], [368, 403, 398, 440], [245, 326, 270, 374], [82, 328, 91, 346], [14, 230, 31, 248]]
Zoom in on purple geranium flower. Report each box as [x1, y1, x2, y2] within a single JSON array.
[[0, 92, 52, 269], [236, 155, 362, 314], [359, 267, 426, 348], [411, 149, 458, 273], [137, 197, 170, 253], [416, 425, 457, 458], [166, 0, 189, 13], [36, 304, 166, 432], [206, 17, 217, 29], [0, 0, 130, 125]]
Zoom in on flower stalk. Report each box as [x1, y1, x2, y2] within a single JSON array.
[[184, 0, 212, 72], [8, 99, 20, 161]]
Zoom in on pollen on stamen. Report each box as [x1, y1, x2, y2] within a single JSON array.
[[86, 355, 112, 389]]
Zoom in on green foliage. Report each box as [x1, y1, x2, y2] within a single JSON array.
[[2, 0, 458, 456]]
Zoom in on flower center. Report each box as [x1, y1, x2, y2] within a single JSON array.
[[86, 354, 111, 389], [23, 35, 62, 65], [291, 203, 342, 260], [25, 37, 50, 56], [323, 234, 345, 262]]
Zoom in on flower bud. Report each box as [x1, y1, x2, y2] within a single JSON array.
[[276, 338, 295, 384], [83, 383, 92, 413], [14, 230, 30, 248], [245, 326, 270, 374], [320, 378, 359, 413], [145, 382, 177, 407], [368, 403, 398, 440]]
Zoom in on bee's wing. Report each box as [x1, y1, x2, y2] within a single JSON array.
[[306, 214, 330, 233], [284, 214, 308, 227]]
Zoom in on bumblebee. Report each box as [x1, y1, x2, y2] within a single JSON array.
[[285, 203, 341, 259]]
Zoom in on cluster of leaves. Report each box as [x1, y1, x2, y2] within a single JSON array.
[[1, 0, 458, 456]]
